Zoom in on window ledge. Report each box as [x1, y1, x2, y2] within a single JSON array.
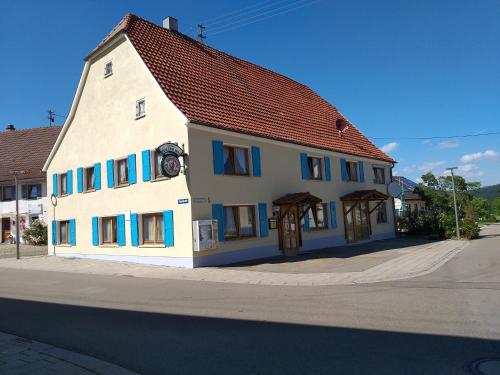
[[113, 183, 130, 189], [56, 244, 72, 247], [139, 244, 166, 248], [104, 72, 113, 78], [99, 244, 120, 248], [151, 177, 170, 183], [135, 114, 146, 120], [83, 189, 96, 194]]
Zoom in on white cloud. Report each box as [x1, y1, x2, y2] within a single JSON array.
[[402, 165, 416, 173], [436, 140, 460, 149], [460, 150, 498, 163], [422, 139, 432, 145], [443, 163, 485, 178], [418, 161, 446, 172], [381, 142, 399, 153]]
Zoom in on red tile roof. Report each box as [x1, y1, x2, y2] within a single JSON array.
[[0, 126, 62, 183], [92, 14, 393, 163]]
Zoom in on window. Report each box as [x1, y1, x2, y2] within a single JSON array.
[[223, 205, 256, 239], [101, 217, 117, 244], [142, 213, 164, 244], [104, 61, 113, 77], [308, 203, 328, 230], [136, 98, 145, 118], [307, 156, 323, 180], [373, 167, 385, 184], [153, 151, 164, 180], [223, 146, 249, 176], [116, 159, 128, 186], [60, 173, 68, 195], [22, 184, 42, 199], [85, 166, 95, 191], [346, 161, 358, 182], [376, 202, 388, 223], [1, 186, 16, 201], [59, 220, 70, 244]]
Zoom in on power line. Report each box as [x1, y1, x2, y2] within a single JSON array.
[[368, 131, 500, 141], [187, 0, 284, 31], [210, 0, 323, 36]]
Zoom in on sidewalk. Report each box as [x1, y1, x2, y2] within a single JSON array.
[[0, 239, 468, 286], [0, 331, 137, 375]]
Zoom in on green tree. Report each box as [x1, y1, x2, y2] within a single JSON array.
[[492, 197, 500, 216]]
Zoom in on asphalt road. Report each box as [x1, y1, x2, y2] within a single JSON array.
[[0, 225, 499, 374]]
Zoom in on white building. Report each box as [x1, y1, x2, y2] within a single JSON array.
[[43, 14, 396, 267], [0, 124, 61, 243]]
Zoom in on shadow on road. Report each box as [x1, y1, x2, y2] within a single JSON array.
[[224, 236, 436, 268], [0, 297, 497, 375]]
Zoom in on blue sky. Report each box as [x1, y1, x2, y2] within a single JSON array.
[[1, 0, 499, 185]]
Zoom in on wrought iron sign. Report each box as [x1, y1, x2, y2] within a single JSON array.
[[156, 142, 188, 178]]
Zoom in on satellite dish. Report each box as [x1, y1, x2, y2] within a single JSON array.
[[388, 181, 402, 198]]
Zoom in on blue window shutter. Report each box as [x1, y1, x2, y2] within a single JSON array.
[[300, 153, 310, 180], [94, 163, 101, 190], [128, 154, 137, 184], [212, 140, 224, 175], [141, 150, 151, 182], [92, 217, 99, 246], [52, 174, 58, 196], [117, 214, 126, 246], [51, 220, 57, 245], [163, 210, 174, 247], [251, 146, 261, 177], [67, 170, 73, 195], [258, 203, 268, 237], [340, 158, 348, 181], [212, 204, 225, 242], [69, 219, 76, 246], [77, 168, 83, 193], [324, 156, 331, 181], [359, 161, 365, 183], [303, 210, 310, 232], [106, 160, 114, 188], [330, 201, 338, 229], [130, 213, 139, 246]]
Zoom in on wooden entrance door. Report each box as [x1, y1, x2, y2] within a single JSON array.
[[1, 218, 11, 243], [344, 201, 371, 243], [279, 205, 300, 256]]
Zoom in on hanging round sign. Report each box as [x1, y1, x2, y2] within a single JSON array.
[[161, 154, 182, 178]]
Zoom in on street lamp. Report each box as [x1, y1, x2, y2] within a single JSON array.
[[9, 170, 25, 259], [446, 167, 460, 240]]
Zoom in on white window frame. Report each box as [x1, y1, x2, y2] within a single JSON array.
[[104, 61, 113, 77], [114, 158, 129, 187], [345, 160, 359, 182], [372, 165, 386, 184], [135, 97, 146, 119], [84, 165, 96, 192]]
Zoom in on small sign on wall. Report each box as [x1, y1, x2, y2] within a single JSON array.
[[178, 198, 189, 205]]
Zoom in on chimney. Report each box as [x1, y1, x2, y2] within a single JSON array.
[[163, 16, 178, 32], [5, 123, 15, 131]]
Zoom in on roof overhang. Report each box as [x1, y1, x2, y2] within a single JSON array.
[[273, 192, 322, 206], [340, 189, 389, 201]]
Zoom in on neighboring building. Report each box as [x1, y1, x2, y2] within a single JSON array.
[[43, 14, 396, 267], [393, 176, 427, 216], [0, 124, 62, 243]]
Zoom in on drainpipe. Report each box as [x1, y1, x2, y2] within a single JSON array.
[[389, 164, 398, 237]]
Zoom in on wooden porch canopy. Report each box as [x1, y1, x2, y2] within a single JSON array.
[[273, 192, 322, 222], [340, 189, 389, 215]]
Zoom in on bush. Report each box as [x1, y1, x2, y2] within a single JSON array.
[[22, 220, 48, 245], [460, 218, 480, 239]]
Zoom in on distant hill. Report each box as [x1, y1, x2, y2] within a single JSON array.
[[473, 184, 500, 202]]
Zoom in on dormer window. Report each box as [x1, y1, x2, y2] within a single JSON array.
[[104, 61, 113, 77], [136, 98, 146, 119]]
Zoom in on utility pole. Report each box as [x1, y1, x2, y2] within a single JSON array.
[[10, 170, 25, 259], [197, 24, 206, 43], [446, 167, 460, 240], [48, 110, 55, 126]]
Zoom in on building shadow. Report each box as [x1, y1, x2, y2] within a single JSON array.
[[223, 236, 437, 268], [0, 297, 497, 375]]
